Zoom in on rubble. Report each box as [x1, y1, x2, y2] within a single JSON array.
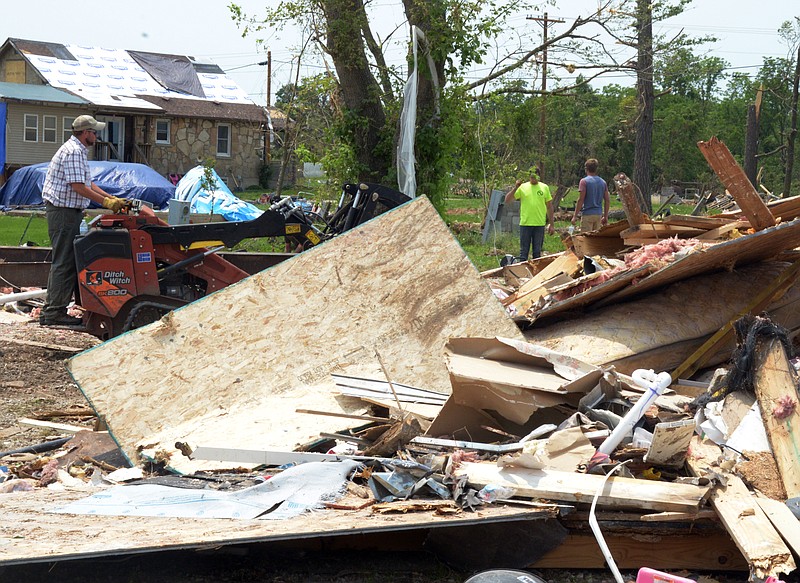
[[3, 139, 800, 582]]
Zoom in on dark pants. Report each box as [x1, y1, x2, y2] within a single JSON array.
[[42, 204, 82, 320], [519, 225, 545, 260]]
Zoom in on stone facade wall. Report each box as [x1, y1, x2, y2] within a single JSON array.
[[139, 117, 266, 189]]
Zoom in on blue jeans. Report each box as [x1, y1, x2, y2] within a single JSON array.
[[42, 203, 82, 319], [519, 225, 545, 260]]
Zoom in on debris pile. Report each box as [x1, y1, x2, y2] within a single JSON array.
[[3, 137, 800, 582]]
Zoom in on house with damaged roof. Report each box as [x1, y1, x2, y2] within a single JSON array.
[[0, 38, 289, 188]]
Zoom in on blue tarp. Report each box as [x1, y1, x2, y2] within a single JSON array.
[[0, 103, 6, 168], [174, 166, 262, 222], [0, 162, 175, 209]]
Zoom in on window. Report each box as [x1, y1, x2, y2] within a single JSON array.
[[155, 119, 171, 144], [43, 115, 57, 143], [216, 123, 231, 157], [63, 116, 75, 142], [24, 114, 38, 142]]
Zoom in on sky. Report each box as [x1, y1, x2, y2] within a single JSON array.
[[2, 0, 797, 106]]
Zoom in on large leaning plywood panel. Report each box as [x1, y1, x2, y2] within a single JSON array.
[[524, 262, 800, 375], [68, 197, 523, 473]]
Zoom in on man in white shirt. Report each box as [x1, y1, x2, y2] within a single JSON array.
[[40, 115, 128, 327]]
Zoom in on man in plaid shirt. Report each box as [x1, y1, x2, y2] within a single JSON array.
[[40, 115, 129, 327]]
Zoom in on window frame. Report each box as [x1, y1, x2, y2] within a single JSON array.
[[23, 114, 38, 142], [155, 118, 171, 145], [42, 115, 58, 143], [216, 123, 231, 157], [63, 116, 75, 142]]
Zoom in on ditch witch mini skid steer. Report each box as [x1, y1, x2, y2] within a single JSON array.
[[72, 183, 409, 340]]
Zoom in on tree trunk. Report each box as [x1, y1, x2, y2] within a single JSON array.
[[321, 0, 390, 183], [784, 46, 800, 199], [633, 0, 654, 214]]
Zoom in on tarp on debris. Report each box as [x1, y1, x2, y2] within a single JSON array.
[[174, 166, 262, 221], [0, 162, 174, 209], [67, 196, 524, 474]]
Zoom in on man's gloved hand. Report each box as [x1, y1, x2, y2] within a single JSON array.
[[102, 196, 129, 213]]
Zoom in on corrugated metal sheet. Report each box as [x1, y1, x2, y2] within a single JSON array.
[[0, 80, 88, 104]]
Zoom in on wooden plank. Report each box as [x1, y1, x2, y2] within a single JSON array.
[[698, 137, 776, 231], [644, 419, 696, 467], [512, 251, 580, 298], [17, 418, 95, 434], [620, 224, 707, 238], [663, 215, 737, 229], [613, 172, 647, 227], [66, 197, 524, 475], [0, 337, 84, 353], [533, 532, 747, 570], [459, 461, 709, 513], [686, 436, 795, 579], [755, 495, 800, 558], [696, 220, 750, 241], [753, 337, 800, 499], [720, 194, 800, 223]]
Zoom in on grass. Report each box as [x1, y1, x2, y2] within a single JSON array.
[[0, 215, 51, 247]]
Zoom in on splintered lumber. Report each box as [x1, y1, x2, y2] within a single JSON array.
[[755, 495, 800, 558], [67, 197, 523, 474], [753, 337, 800, 499], [698, 137, 776, 231], [506, 252, 580, 314], [458, 462, 709, 513], [613, 172, 647, 226], [686, 436, 795, 580]]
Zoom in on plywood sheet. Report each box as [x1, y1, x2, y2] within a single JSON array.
[[524, 262, 800, 373], [67, 197, 523, 473], [0, 488, 546, 566]]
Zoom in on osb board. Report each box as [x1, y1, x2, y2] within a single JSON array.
[[67, 197, 523, 473], [530, 265, 651, 323], [596, 218, 800, 307], [524, 262, 800, 372], [0, 488, 547, 566]]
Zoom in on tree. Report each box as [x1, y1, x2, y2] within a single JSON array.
[[231, 0, 663, 205]]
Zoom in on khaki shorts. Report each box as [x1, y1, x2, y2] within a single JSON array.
[[580, 214, 603, 232]]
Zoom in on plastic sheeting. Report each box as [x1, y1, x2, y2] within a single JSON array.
[[396, 26, 439, 200], [128, 51, 205, 98], [174, 166, 263, 222], [0, 162, 175, 209]]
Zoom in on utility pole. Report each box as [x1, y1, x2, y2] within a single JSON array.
[[258, 51, 273, 163], [528, 13, 563, 177]]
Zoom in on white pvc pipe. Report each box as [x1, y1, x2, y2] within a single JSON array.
[[0, 289, 47, 306], [596, 369, 672, 457]]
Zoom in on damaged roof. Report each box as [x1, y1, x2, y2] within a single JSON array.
[[3, 37, 274, 120]]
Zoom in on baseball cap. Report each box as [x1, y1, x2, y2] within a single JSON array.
[[72, 115, 106, 132]]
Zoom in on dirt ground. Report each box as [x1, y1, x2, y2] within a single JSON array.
[[0, 316, 747, 583]]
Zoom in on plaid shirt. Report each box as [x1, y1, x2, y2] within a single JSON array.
[[42, 136, 92, 209]]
